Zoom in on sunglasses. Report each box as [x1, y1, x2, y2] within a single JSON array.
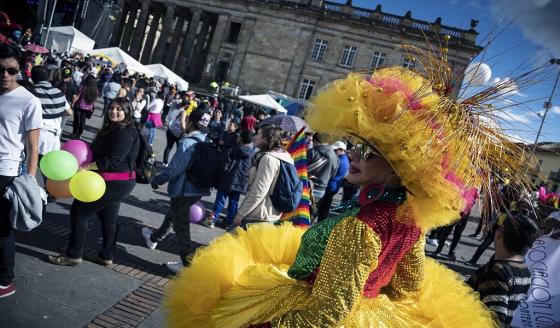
[[0, 66, 20, 76], [352, 143, 382, 160]]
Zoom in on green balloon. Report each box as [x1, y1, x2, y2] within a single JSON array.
[[40, 150, 79, 181]]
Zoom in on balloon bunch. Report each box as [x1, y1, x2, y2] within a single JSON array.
[[41, 140, 106, 202]]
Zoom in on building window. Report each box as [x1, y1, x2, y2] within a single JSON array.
[[402, 56, 416, 69], [370, 51, 387, 69], [299, 79, 316, 100], [310, 39, 328, 61], [339, 45, 357, 67], [227, 22, 242, 43]]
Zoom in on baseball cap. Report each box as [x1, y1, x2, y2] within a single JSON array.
[[331, 140, 347, 151], [189, 108, 211, 133], [62, 67, 73, 78]]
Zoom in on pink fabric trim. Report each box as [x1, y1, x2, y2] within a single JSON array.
[[100, 171, 136, 181]]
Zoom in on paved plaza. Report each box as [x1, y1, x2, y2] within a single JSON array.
[[0, 99, 495, 328]]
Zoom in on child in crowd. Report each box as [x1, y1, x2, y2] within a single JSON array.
[[204, 130, 254, 228], [219, 119, 240, 150], [467, 213, 539, 327]]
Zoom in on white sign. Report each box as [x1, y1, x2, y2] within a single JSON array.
[[512, 236, 560, 328]]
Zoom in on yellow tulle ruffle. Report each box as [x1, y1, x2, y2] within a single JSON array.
[[165, 223, 496, 328]]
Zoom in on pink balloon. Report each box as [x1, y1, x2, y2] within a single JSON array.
[[61, 140, 93, 166], [190, 201, 206, 223]]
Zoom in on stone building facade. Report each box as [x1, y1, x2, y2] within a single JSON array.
[[110, 0, 482, 98]]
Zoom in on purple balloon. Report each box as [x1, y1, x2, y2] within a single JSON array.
[[190, 201, 206, 223], [61, 140, 93, 166]]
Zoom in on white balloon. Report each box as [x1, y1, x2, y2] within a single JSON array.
[[464, 62, 492, 86]]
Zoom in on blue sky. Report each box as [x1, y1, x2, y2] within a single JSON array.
[[332, 0, 560, 143]]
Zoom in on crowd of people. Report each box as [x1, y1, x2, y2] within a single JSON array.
[[2, 38, 560, 328]]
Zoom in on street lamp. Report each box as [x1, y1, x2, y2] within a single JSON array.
[[531, 58, 560, 156]]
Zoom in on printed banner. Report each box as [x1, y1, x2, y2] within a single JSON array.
[[512, 235, 560, 328]]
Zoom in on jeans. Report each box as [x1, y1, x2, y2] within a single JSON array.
[[103, 97, 112, 115], [147, 127, 156, 145], [212, 190, 241, 226], [72, 109, 88, 137], [434, 212, 469, 255], [316, 189, 337, 222], [151, 197, 200, 266], [163, 130, 180, 164], [0, 176, 15, 285], [66, 179, 136, 260], [470, 223, 498, 264]]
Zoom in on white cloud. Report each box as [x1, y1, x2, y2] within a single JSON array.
[[505, 133, 532, 144], [491, 0, 560, 57], [495, 110, 532, 124], [552, 106, 560, 115]]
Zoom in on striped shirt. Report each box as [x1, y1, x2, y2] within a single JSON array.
[[467, 259, 531, 327], [33, 81, 69, 132]]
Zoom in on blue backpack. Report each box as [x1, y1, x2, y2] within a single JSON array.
[[270, 160, 303, 213]]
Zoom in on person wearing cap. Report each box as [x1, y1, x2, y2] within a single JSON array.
[[141, 108, 212, 273], [316, 140, 350, 222], [56, 66, 78, 129]]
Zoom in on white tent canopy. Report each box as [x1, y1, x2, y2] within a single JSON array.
[[88, 47, 154, 77], [238, 94, 287, 114], [45, 26, 95, 53], [145, 64, 189, 91]]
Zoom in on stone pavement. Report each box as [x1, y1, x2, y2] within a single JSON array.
[[0, 99, 495, 327]]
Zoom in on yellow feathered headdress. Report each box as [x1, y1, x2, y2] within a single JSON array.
[[306, 54, 539, 230]]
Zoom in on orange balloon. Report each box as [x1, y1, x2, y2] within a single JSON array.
[[46, 179, 73, 199]]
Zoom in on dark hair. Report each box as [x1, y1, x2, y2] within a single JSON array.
[[81, 75, 98, 103], [258, 125, 284, 151], [269, 109, 277, 116], [31, 66, 49, 82], [97, 98, 135, 136], [0, 43, 24, 67], [502, 214, 539, 255], [239, 130, 254, 145], [313, 132, 323, 143], [243, 104, 254, 117]]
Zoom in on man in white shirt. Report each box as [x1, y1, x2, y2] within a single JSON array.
[[72, 67, 83, 86], [0, 44, 42, 298]]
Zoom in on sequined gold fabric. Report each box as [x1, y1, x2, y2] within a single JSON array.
[[381, 237, 426, 300], [270, 218, 381, 327]]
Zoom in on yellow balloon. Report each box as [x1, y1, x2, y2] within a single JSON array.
[[69, 171, 106, 202]]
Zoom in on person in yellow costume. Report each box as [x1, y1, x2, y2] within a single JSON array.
[[165, 63, 531, 327]]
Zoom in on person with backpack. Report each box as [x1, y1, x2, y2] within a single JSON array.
[[307, 132, 339, 217], [141, 108, 212, 274], [70, 75, 98, 139], [102, 75, 121, 115], [233, 125, 295, 227], [203, 130, 255, 228], [49, 98, 140, 267]]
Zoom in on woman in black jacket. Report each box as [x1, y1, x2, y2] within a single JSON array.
[[49, 98, 140, 266]]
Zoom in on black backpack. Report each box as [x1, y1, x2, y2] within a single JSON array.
[[135, 132, 155, 184], [186, 136, 227, 189]]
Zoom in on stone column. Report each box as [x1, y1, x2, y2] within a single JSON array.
[[140, 11, 162, 64], [163, 14, 186, 68], [185, 17, 212, 82], [201, 14, 229, 81], [228, 18, 257, 85], [120, 3, 139, 51], [109, 0, 129, 47], [151, 4, 176, 64], [176, 9, 203, 75], [129, 0, 151, 58]]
